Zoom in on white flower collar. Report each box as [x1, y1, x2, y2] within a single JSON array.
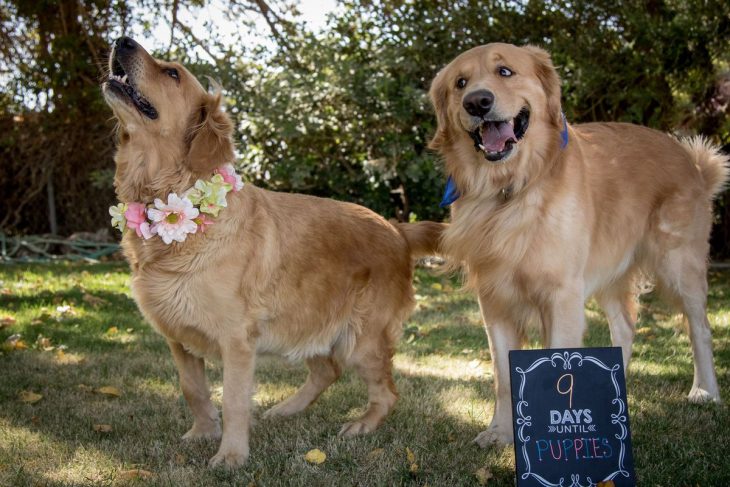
[[109, 163, 244, 245]]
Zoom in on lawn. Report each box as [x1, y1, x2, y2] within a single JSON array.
[[0, 262, 728, 486]]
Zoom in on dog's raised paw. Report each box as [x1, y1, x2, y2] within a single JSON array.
[[473, 428, 513, 448]]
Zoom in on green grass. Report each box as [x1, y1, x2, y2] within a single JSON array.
[[0, 262, 729, 486]]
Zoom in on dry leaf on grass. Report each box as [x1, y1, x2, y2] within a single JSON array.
[[366, 448, 384, 461], [304, 449, 326, 465], [118, 469, 154, 480], [82, 293, 108, 307], [106, 326, 119, 335], [4, 334, 28, 351], [96, 386, 121, 397], [405, 447, 416, 464], [405, 447, 418, 473], [18, 391, 43, 404], [0, 316, 16, 328], [36, 336, 53, 351], [430, 282, 443, 291], [77, 384, 94, 393], [93, 424, 112, 433], [475, 467, 494, 485]]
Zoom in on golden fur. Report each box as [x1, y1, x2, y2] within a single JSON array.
[[102, 38, 445, 467], [429, 43, 728, 446]]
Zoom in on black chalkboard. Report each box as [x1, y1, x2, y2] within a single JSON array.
[[509, 347, 636, 486]]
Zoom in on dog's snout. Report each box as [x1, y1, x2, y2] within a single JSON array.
[[463, 90, 495, 117], [115, 36, 137, 52]]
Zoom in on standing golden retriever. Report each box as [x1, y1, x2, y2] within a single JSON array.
[[102, 37, 445, 467], [428, 43, 727, 446]]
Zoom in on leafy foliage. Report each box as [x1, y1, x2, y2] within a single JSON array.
[[1, 0, 729, 255]]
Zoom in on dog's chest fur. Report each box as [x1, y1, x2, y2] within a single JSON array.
[[446, 186, 590, 316]]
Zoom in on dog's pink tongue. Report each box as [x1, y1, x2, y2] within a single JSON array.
[[482, 121, 516, 152]]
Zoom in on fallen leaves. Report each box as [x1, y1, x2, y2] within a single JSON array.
[[366, 448, 384, 462], [475, 467, 494, 485], [18, 390, 43, 404], [1, 316, 16, 328], [405, 447, 418, 473], [93, 424, 113, 433], [304, 448, 326, 465], [96, 386, 122, 397], [118, 469, 154, 480], [106, 326, 119, 335], [82, 292, 108, 307], [3, 334, 28, 351]]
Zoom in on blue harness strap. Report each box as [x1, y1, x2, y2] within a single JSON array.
[[440, 112, 569, 207]]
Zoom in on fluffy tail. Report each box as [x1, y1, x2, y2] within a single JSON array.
[[396, 221, 448, 258], [682, 136, 729, 197]]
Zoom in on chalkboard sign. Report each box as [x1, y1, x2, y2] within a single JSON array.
[[509, 347, 635, 487]]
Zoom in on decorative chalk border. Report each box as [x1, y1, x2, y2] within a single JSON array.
[[514, 351, 631, 487]]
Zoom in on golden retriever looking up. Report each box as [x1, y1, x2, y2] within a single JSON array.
[[429, 43, 728, 446], [102, 36, 445, 468]]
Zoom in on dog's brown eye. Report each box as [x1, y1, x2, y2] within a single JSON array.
[[498, 67, 513, 77], [456, 77, 468, 89], [165, 68, 179, 80]]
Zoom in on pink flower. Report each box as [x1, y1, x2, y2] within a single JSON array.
[[215, 164, 244, 191], [194, 214, 214, 233], [147, 193, 199, 244], [125, 202, 155, 239]]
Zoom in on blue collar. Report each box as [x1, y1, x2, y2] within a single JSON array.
[[440, 112, 569, 208]]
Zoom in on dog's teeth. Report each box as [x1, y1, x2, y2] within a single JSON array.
[[479, 144, 486, 151], [122, 75, 128, 83]]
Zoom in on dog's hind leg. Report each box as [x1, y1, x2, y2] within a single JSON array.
[[338, 328, 398, 437], [596, 280, 638, 370], [655, 249, 721, 403], [263, 356, 342, 418], [167, 339, 221, 441]]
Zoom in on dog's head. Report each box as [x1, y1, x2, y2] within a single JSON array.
[[102, 37, 233, 175], [429, 43, 562, 165]]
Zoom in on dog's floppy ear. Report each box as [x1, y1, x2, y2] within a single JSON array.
[[185, 88, 235, 174], [428, 70, 450, 151], [523, 45, 562, 128]]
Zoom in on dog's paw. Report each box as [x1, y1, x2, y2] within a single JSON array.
[[208, 446, 248, 469], [473, 427, 513, 448], [688, 386, 721, 404], [182, 421, 222, 441], [338, 420, 374, 437]]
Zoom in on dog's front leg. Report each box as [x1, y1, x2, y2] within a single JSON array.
[[475, 295, 523, 447], [209, 333, 256, 468], [542, 285, 587, 349], [167, 339, 221, 441]]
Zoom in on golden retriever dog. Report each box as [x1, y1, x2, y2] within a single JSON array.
[[102, 36, 445, 467], [428, 43, 728, 446]]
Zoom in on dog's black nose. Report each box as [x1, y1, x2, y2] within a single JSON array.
[[115, 36, 137, 52], [463, 90, 495, 117]]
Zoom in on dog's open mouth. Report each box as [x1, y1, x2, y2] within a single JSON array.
[[106, 56, 158, 120], [469, 108, 530, 162]]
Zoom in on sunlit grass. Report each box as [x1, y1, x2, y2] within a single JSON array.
[[0, 263, 729, 485]]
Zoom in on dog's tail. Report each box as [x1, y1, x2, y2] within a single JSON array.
[[682, 136, 730, 197], [396, 221, 448, 258]]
